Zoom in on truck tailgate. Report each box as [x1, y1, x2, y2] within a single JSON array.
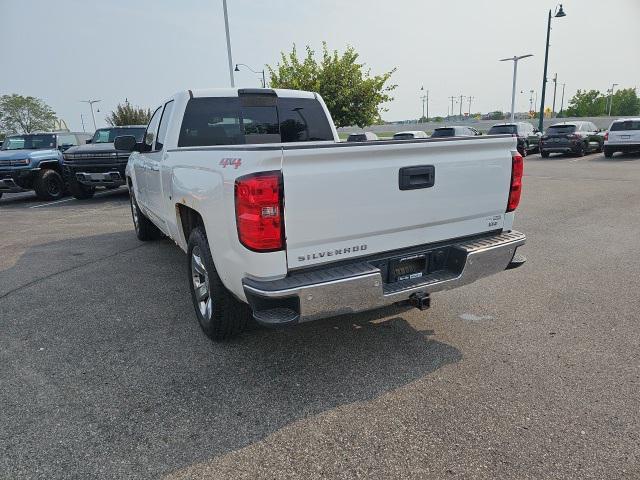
[[282, 136, 516, 269]]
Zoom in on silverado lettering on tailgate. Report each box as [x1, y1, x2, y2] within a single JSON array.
[[298, 244, 368, 263]]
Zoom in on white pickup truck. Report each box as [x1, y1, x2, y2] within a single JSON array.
[[116, 88, 526, 341]]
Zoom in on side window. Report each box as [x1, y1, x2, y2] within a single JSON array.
[[144, 107, 162, 150], [155, 100, 175, 151], [58, 134, 77, 147]]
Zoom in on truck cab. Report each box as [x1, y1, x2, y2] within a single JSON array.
[[0, 131, 90, 200]]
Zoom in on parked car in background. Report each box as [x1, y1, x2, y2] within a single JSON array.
[[346, 132, 379, 142], [539, 121, 603, 158], [393, 130, 428, 140], [118, 87, 525, 341], [430, 126, 481, 138], [487, 122, 535, 156], [62, 125, 146, 199], [0, 131, 91, 200], [604, 118, 640, 158]]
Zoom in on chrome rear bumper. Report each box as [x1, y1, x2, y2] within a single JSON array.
[[243, 231, 526, 326]]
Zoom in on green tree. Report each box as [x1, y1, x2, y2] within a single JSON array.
[[0, 94, 57, 133], [565, 89, 606, 117], [610, 88, 640, 116], [267, 43, 397, 128], [106, 100, 151, 126]]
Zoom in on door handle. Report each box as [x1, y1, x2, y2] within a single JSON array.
[[399, 165, 435, 190], [149, 165, 160, 172]]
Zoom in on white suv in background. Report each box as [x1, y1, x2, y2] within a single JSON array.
[[604, 118, 640, 158]]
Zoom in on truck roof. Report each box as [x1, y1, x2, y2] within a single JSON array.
[[188, 88, 316, 99]]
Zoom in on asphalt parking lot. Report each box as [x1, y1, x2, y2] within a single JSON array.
[[1, 151, 640, 479]]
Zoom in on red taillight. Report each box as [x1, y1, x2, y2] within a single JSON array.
[[235, 171, 284, 251], [604, 131, 609, 141], [507, 152, 523, 212]]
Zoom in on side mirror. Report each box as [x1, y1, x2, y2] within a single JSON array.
[[114, 135, 137, 152], [59, 144, 73, 152], [85, 139, 92, 144]]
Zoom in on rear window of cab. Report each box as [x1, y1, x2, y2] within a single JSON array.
[[178, 96, 334, 147], [610, 120, 640, 131]]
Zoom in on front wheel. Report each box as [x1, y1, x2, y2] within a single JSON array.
[[187, 227, 251, 341], [541, 151, 550, 158], [34, 169, 65, 201]]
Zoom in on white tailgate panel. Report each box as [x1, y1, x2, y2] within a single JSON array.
[[283, 137, 516, 269]]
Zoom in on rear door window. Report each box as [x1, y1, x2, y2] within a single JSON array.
[[430, 128, 455, 138], [611, 120, 640, 131], [548, 125, 576, 134], [488, 125, 517, 135]]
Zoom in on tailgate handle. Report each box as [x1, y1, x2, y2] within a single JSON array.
[[399, 165, 435, 190]]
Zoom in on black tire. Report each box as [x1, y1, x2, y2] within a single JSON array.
[[576, 143, 586, 157], [541, 151, 550, 158], [129, 188, 162, 241], [33, 169, 65, 201], [68, 179, 96, 199], [604, 147, 614, 158], [519, 143, 527, 157], [187, 227, 252, 341]]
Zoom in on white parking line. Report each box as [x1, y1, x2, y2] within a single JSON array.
[[29, 198, 76, 208], [28, 190, 121, 209]]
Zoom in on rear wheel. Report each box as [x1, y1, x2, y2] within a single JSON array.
[[576, 143, 586, 157], [541, 151, 550, 158], [68, 179, 96, 199], [604, 147, 614, 158], [129, 188, 162, 241], [34, 169, 65, 201], [187, 227, 251, 341]]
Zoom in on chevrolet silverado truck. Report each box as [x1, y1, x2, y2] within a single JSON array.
[[0, 131, 91, 200], [62, 125, 146, 199], [117, 88, 526, 341]]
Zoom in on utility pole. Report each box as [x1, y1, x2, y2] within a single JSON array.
[[559, 83, 566, 116], [607, 83, 618, 116], [420, 86, 429, 121], [80, 100, 100, 131], [458, 95, 465, 117], [222, 0, 235, 87], [80, 114, 85, 132], [551, 73, 558, 116], [449, 96, 456, 118], [467, 96, 474, 116]]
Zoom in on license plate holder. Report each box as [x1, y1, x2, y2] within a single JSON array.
[[389, 254, 428, 283]]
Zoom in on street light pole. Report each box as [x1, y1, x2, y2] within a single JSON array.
[[448, 96, 455, 119], [559, 83, 566, 116], [80, 99, 100, 131], [607, 83, 618, 116], [222, 0, 235, 87], [539, 4, 566, 132], [500, 54, 533, 123], [551, 73, 558, 117], [235, 63, 266, 87]]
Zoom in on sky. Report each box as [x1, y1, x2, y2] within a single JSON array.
[[2, 0, 639, 131]]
